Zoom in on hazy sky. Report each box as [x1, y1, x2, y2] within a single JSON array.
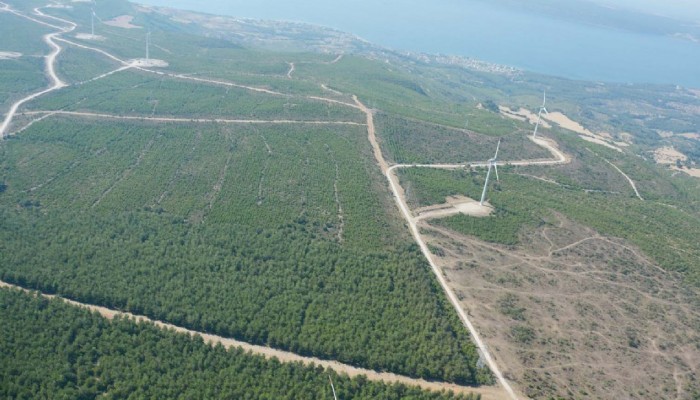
[[592, 0, 700, 21]]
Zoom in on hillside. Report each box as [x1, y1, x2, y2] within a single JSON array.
[[0, 1, 699, 399]]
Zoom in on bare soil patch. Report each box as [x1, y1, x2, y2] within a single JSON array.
[[421, 216, 700, 400], [543, 112, 626, 153], [672, 166, 700, 178], [654, 146, 688, 164], [0, 51, 22, 60], [678, 133, 700, 140], [104, 15, 141, 29], [499, 106, 551, 128], [414, 196, 494, 220], [578, 135, 623, 152], [75, 33, 105, 41], [130, 58, 168, 68]]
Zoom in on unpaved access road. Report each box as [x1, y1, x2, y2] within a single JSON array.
[[0, 4, 75, 137], [354, 97, 521, 400], [0, 280, 505, 400], [20, 110, 367, 127]]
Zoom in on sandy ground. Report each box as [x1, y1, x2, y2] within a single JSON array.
[[129, 58, 168, 68], [104, 15, 140, 29], [679, 133, 700, 140], [499, 106, 551, 128], [414, 196, 494, 220], [0, 51, 22, 59], [579, 135, 623, 152], [673, 167, 700, 177], [75, 33, 105, 41], [655, 146, 688, 164], [0, 280, 505, 400], [541, 111, 628, 152], [544, 112, 608, 138]]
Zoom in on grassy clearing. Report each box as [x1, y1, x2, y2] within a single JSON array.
[[400, 167, 700, 286]]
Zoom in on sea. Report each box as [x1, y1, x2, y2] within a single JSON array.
[[136, 0, 700, 88]]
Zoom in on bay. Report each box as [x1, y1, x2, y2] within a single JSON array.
[[136, 0, 700, 87]]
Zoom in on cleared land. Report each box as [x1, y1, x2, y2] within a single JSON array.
[[419, 216, 700, 399]]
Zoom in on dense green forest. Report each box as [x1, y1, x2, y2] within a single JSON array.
[[30, 71, 365, 123], [0, 118, 489, 385], [0, 288, 481, 400], [374, 113, 550, 165]]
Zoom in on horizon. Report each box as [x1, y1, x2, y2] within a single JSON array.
[[135, 0, 700, 87]]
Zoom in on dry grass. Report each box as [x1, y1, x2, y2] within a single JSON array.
[[420, 215, 700, 400]]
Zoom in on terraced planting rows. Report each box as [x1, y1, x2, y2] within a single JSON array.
[[0, 115, 490, 385]]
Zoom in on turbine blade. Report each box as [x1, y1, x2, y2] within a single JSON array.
[[543, 107, 548, 115], [494, 139, 501, 159], [542, 90, 546, 107], [495, 163, 499, 181]]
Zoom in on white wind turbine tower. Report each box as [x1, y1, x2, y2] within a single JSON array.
[[146, 30, 151, 61], [479, 139, 501, 206], [328, 375, 338, 400], [532, 90, 548, 138], [91, 8, 96, 36]]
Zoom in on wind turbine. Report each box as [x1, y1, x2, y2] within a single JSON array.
[[90, 8, 95, 36], [328, 375, 338, 400], [479, 139, 501, 206], [532, 90, 548, 138], [146, 30, 151, 61]]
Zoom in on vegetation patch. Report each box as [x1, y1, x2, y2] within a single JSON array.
[[0, 288, 482, 400], [0, 118, 489, 385]]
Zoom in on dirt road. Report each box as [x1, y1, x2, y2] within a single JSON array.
[[0, 280, 505, 400], [353, 98, 520, 400], [0, 4, 75, 137], [602, 158, 644, 200], [20, 110, 367, 126]]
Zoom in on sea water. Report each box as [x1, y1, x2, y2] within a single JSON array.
[[137, 0, 700, 87]]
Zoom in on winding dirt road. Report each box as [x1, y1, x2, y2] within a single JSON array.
[[0, 4, 75, 137]]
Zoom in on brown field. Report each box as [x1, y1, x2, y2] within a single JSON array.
[[419, 215, 700, 400]]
